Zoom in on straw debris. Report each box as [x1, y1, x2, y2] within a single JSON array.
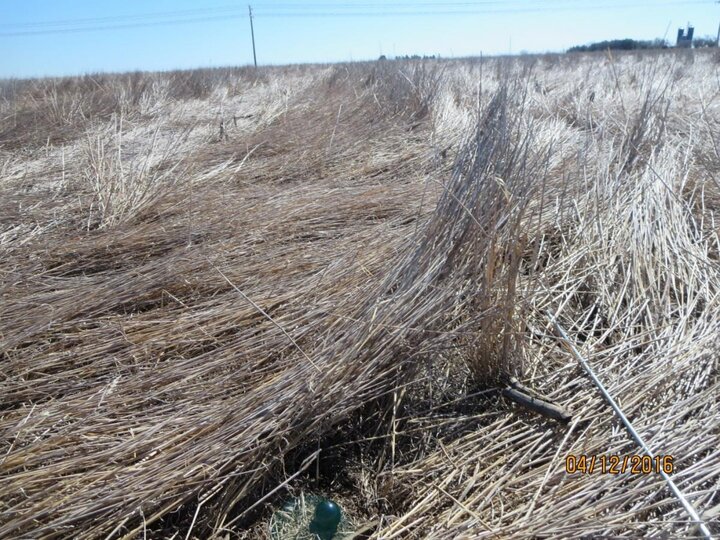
[[1, 52, 719, 538]]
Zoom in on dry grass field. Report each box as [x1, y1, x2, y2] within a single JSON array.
[[1, 50, 720, 539]]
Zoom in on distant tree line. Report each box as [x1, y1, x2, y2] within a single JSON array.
[[568, 36, 718, 53], [693, 36, 719, 48], [567, 38, 669, 53], [378, 54, 437, 61]]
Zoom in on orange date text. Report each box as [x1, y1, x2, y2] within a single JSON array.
[[565, 454, 674, 475]]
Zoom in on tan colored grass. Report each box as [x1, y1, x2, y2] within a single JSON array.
[[1, 52, 719, 539]]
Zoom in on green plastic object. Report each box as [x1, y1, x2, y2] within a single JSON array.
[[269, 493, 353, 540], [309, 499, 342, 539]]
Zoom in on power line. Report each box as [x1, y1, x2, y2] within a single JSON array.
[[253, 2, 710, 17], [0, 0, 711, 37], [255, 0, 706, 7], [0, 1, 507, 30], [0, 5, 247, 30], [0, 14, 248, 37]]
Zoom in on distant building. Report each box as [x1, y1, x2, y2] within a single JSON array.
[[676, 25, 694, 48]]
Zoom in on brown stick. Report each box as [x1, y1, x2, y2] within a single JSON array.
[[501, 379, 572, 423]]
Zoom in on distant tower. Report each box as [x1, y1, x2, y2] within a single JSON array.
[[676, 24, 694, 48]]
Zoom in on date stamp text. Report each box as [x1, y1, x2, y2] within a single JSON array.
[[565, 454, 674, 475]]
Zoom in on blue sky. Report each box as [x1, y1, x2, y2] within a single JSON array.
[[1, 1, 717, 78]]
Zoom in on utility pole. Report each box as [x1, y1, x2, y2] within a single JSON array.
[[248, 5, 257, 67]]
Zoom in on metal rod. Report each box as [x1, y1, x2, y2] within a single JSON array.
[[547, 311, 713, 540]]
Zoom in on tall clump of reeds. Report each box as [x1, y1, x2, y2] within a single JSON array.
[[397, 83, 544, 386], [360, 59, 445, 122], [82, 116, 190, 229]]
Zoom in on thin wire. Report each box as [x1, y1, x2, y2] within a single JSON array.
[[244, 0, 700, 6], [0, 5, 247, 29], [1, 0, 700, 26], [0, 14, 249, 37], [255, 0, 708, 7], [0, 0, 553, 29], [548, 311, 713, 540], [0, 0, 711, 37], [253, 2, 709, 16]]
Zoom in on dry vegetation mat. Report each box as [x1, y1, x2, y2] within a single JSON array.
[[1, 52, 720, 539]]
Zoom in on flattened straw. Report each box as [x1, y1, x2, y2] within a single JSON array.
[[211, 261, 321, 372], [548, 311, 713, 540], [219, 448, 322, 530]]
